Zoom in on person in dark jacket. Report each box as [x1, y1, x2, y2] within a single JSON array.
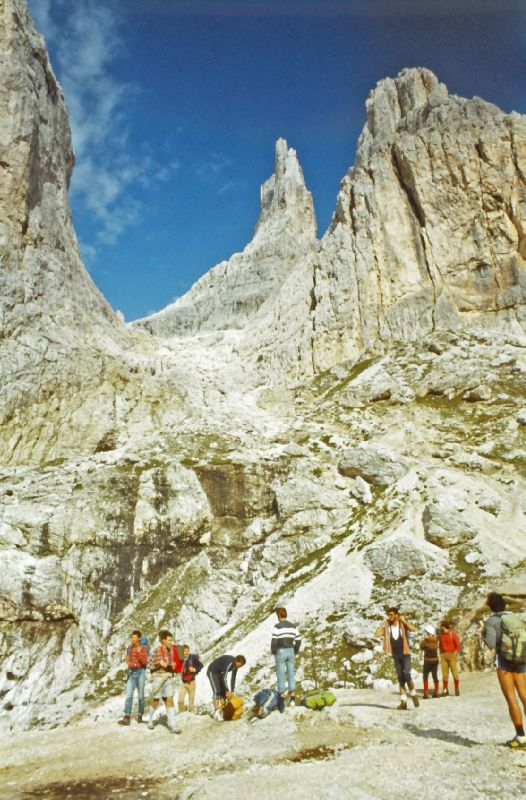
[[420, 623, 440, 699], [271, 606, 301, 711], [483, 591, 526, 749], [178, 644, 203, 713], [207, 654, 246, 721]]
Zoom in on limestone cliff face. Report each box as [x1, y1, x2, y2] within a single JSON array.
[[0, 0, 145, 464], [312, 68, 526, 368]]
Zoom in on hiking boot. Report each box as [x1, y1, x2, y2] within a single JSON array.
[[411, 694, 420, 708], [397, 700, 408, 711], [118, 714, 131, 726], [136, 714, 143, 723], [289, 696, 296, 707], [147, 720, 154, 730], [278, 695, 286, 713], [213, 709, 223, 721], [441, 688, 449, 697], [422, 693, 430, 700], [432, 690, 439, 698], [506, 737, 526, 750], [455, 687, 460, 697]]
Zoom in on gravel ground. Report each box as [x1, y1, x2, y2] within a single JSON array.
[[1, 671, 525, 800]]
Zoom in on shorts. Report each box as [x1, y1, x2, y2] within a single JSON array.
[[152, 675, 177, 699], [497, 653, 526, 673]]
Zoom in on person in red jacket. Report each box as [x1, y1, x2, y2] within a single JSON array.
[[118, 629, 148, 725], [439, 620, 461, 696]]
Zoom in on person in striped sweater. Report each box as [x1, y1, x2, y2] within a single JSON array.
[[271, 606, 301, 711]]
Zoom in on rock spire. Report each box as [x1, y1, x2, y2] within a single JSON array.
[[136, 138, 317, 338]]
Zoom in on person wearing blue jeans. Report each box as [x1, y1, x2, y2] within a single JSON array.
[[271, 607, 302, 711], [119, 630, 148, 725]]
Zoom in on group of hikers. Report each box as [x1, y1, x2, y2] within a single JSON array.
[[375, 609, 461, 708], [119, 594, 526, 749], [377, 593, 526, 749], [119, 606, 301, 733]]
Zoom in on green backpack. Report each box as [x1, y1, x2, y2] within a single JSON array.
[[499, 612, 526, 664], [301, 689, 336, 710]]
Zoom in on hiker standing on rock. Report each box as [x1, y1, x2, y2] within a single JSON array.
[[271, 606, 302, 712], [438, 620, 461, 696], [119, 629, 148, 725], [147, 630, 181, 734], [483, 592, 526, 750], [420, 624, 440, 699], [207, 654, 246, 721], [375, 607, 419, 710], [178, 644, 203, 713]]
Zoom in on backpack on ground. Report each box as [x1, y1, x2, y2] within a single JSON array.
[[253, 688, 279, 718], [301, 689, 336, 710], [499, 613, 526, 664], [223, 694, 244, 720]]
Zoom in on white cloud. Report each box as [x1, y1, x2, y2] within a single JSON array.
[[28, 0, 179, 247], [218, 181, 236, 195], [196, 153, 237, 195]]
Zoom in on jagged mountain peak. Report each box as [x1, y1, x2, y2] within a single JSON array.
[[254, 136, 316, 241], [136, 137, 317, 338], [365, 67, 448, 135]]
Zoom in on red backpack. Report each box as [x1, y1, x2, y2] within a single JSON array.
[[171, 644, 184, 673]]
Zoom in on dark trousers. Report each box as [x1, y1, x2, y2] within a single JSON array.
[[423, 661, 439, 683], [392, 654, 412, 688]]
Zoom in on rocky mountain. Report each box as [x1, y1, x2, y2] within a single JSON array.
[[1, 0, 526, 739]]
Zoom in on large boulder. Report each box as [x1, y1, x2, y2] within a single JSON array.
[[338, 443, 410, 486]]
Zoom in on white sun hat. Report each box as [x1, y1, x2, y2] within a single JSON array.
[[424, 624, 436, 636]]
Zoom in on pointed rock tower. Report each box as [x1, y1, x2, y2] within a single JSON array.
[[137, 138, 317, 337]]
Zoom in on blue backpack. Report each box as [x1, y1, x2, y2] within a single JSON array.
[[253, 688, 279, 717], [140, 636, 150, 656]]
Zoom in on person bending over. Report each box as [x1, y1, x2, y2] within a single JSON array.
[[206, 654, 246, 721]]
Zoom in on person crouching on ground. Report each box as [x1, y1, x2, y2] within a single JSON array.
[[483, 591, 526, 750], [119, 629, 148, 725], [178, 644, 203, 713], [206, 654, 246, 721], [420, 623, 440, 699], [147, 630, 181, 734], [271, 606, 302, 712], [438, 620, 461, 696], [375, 607, 419, 710]]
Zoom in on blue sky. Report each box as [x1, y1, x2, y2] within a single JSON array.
[[28, 0, 526, 321]]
